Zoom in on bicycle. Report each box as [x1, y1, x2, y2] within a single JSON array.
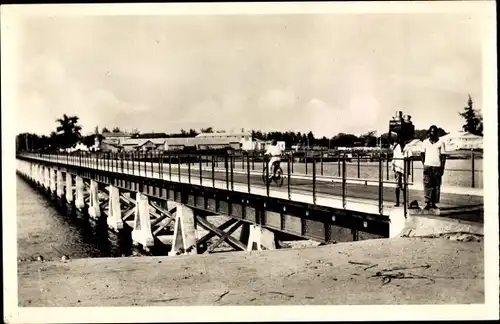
[[262, 161, 284, 187]]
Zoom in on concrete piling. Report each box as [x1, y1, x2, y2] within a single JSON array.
[[131, 192, 155, 248], [88, 180, 101, 219], [107, 185, 124, 231], [170, 203, 198, 256]]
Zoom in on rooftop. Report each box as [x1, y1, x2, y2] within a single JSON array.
[[196, 132, 251, 138], [102, 132, 131, 138]]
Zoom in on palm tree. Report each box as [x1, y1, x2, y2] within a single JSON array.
[[56, 114, 82, 148]]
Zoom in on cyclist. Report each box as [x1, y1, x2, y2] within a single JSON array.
[[265, 139, 283, 180]]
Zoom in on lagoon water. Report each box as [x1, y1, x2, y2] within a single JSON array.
[[16, 175, 124, 262]]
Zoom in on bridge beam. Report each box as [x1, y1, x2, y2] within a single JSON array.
[[170, 203, 198, 256], [131, 192, 155, 248], [107, 185, 124, 231], [88, 180, 101, 219]]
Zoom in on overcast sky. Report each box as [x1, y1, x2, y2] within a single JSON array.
[[15, 12, 485, 137]]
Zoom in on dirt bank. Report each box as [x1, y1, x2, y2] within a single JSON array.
[[18, 237, 483, 306]]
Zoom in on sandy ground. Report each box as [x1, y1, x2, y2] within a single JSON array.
[[18, 237, 483, 306]]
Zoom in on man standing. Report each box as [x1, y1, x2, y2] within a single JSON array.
[[392, 135, 410, 207], [421, 125, 446, 209]]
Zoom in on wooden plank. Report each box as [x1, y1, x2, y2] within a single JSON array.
[[196, 217, 239, 245], [196, 217, 246, 251], [208, 221, 243, 253]]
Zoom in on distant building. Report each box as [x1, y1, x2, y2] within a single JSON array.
[[135, 132, 169, 139], [122, 138, 166, 152], [101, 132, 132, 145], [164, 138, 198, 151], [440, 131, 483, 151], [196, 138, 234, 150], [100, 140, 122, 153], [196, 132, 251, 142]]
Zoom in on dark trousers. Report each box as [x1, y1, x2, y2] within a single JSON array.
[[423, 166, 442, 205]]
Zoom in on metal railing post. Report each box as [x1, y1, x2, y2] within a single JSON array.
[[150, 151, 154, 177], [247, 153, 251, 193], [320, 151, 324, 176], [188, 154, 191, 184], [199, 153, 203, 185], [265, 155, 270, 196], [287, 154, 291, 200], [177, 153, 181, 182], [131, 152, 135, 175], [312, 155, 316, 204], [471, 150, 475, 188], [357, 153, 360, 178], [403, 157, 408, 218], [386, 152, 389, 181], [230, 153, 234, 191], [212, 155, 215, 187], [252, 151, 255, 170], [378, 153, 383, 215], [225, 154, 229, 190], [342, 154, 346, 208], [159, 152, 163, 179], [411, 158, 414, 183], [168, 151, 172, 180], [291, 152, 294, 174], [338, 151, 341, 177], [305, 149, 308, 175]]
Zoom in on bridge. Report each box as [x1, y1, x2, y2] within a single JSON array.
[[15, 151, 483, 254]]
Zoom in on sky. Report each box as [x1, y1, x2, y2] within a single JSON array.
[[14, 11, 486, 138]]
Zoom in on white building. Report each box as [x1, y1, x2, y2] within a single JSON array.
[[197, 132, 252, 151]]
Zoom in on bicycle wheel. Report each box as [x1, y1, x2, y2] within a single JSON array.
[[274, 166, 284, 187]]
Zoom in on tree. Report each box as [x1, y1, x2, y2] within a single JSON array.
[[200, 127, 213, 133], [112, 127, 121, 133], [459, 94, 483, 136], [188, 129, 199, 137], [102, 127, 110, 133], [360, 130, 377, 147], [55, 114, 82, 149]]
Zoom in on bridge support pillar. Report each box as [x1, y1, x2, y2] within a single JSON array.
[[44, 166, 50, 189], [388, 207, 407, 238], [131, 192, 154, 248], [50, 168, 56, 194], [246, 224, 276, 251], [170, 204, 198, 256], [65, 173, 73, 204], [88, 179, 101, 219], [36, 165, 41, 185], [56, 170, 65, 198], [35, 164, 39, 185], [107, 185, 123, 231], [75, 176, 85, 211]]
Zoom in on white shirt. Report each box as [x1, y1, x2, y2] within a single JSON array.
[[423, 138, 445, 167], [265, 145, 282, 157], [392, 143, 409, 173]]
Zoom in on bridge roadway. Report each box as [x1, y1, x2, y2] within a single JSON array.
[[25, 154, 483, 223]]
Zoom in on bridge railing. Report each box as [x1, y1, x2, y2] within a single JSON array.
[[17, 150, 482, 216], [18, 150, 419, 216]]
